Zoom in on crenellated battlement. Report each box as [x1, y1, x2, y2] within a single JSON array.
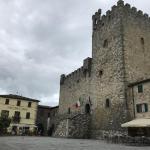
[[60, 67, 84, 85], [92, 0, 150, 31], [58, 0, 150, 138], [60, 58, 92, 85], [92, 0, 123, 31]]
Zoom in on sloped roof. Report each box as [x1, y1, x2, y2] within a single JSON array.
[[38, 105, 51, 109], [0, 94, 40, 102], [51, 106, 59, 109], [38, 105, 59, 109], [121, 118, 150, 127], [128, 78, 150, 87]]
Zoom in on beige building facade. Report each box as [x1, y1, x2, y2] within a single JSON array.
[[0, 94, 39, 134]]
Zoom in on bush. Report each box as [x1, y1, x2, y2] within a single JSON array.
[[0, 116, 11, 135]]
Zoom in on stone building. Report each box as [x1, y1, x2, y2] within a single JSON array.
[[37, 105, 59, 135], [55, 0, 150, 138], [0, 94, 39, 135]]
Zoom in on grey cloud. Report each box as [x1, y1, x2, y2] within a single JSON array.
[[0, 0, 149, 106]]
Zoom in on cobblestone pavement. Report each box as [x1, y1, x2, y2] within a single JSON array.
[[0, 136, 150, 150]]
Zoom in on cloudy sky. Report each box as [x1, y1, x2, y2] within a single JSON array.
[[0, 0, 149, 106]]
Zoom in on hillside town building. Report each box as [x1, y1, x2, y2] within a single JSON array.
[[0, 94, 39, 135], [37, 105, 59, 135], [55, 0, 150, 139]]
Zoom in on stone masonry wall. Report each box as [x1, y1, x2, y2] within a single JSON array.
[[57, 0, 150, 139], [59, 58, 92, 114], [113, 1, 150, 120], [90, 1, 129, 137], [54, 119, 67, 137], [54, 113, 91, 139], [68, 114, 91, 138], [122, 3, 150, 84]]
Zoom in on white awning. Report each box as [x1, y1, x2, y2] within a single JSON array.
[[10, 124, 37, 128], [121, 118, 150, 128]]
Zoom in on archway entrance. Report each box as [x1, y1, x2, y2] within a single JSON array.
[[85, 104, 91, 114]]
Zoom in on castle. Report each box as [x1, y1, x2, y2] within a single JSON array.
[[55, 0, 150, 138]]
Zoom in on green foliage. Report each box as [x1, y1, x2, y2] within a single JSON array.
[[12, 116, 21, 123], [0, 116, 11, 134]]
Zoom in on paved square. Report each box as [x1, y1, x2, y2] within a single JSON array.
[[0, 136, 149, 150]]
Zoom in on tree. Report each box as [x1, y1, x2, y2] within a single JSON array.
[[0, 116, 11, 135], [12, 116, 21, 123]]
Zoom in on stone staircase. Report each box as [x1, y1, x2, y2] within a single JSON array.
[[53, 119, 67, 137], [53, 113, 91, 138]]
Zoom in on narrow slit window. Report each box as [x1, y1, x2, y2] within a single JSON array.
[[105, 99, 110, 108], [99, 70, 103, 77], [141, 37, 144, 45], [103, 39, 108, 48], [68, 108, 71, 114]]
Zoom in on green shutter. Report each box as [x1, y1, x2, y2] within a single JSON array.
[[144, 103, 148, 112], [138, 84, 143, 93]]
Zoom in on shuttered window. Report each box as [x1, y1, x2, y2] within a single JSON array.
[[138, 84, 143, 93], [136, 103, 148, 113]]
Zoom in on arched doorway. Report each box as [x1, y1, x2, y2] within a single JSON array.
[[85, 104, 91, 114]]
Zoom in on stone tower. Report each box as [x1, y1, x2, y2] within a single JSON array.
[[90, 0, 128, 137], [57, 0, 150, 138]]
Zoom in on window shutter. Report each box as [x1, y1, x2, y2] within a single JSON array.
[[145, 103, 148, 112], [136, 104, 141, 113]]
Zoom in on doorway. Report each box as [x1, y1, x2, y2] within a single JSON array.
[[85, 104, 91, 114]]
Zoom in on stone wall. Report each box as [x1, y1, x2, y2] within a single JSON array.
[[122, 3, 150, 83], [54, 113, 91, 139], [57, 0, 150, 139], [59, 58, 92, 114], [122, 2, 150, 119], [37, 105, 51, 135], [68, 114, 91, 138], [37, 106, 59, 135], [54, 119, 67, 137], [90, 0, 129, 136]]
